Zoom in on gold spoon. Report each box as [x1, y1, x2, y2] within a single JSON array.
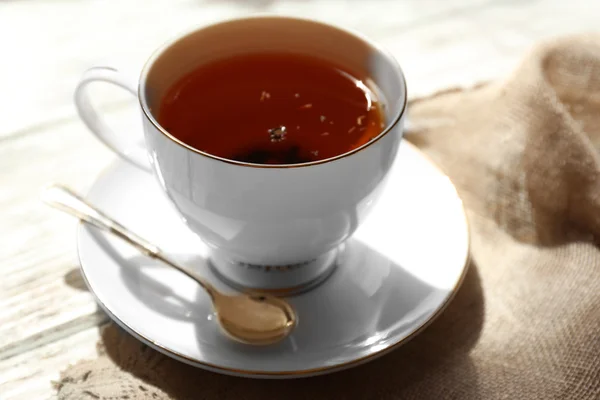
[[42, 184, 297, 346]]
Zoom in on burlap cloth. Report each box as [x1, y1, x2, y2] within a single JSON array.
[[56, 35, 600, 399]]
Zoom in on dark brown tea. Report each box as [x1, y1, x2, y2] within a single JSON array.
[[158, 52, 385, 164]]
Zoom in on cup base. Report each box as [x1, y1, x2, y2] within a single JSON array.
[[208, 247, 340, 296]]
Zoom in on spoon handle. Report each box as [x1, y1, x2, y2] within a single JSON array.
[[41, 184, 216, 296], [42, 184, 160, 256]]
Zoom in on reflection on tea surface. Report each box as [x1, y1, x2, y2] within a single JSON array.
[[158, 52, 385, 164]]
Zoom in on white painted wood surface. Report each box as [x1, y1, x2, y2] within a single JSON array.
[[0, 0, 598, 398]]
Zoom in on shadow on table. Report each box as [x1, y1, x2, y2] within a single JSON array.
[[64, 267, 89, 291], [97, 258, 484, 399]]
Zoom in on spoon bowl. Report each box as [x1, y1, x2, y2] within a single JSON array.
[[215, 292, 296, 345]]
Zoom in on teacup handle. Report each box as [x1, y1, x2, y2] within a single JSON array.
[[74, 66, 152, 172]]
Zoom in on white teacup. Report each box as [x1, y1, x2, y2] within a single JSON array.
[[75, 16, 407, 293]]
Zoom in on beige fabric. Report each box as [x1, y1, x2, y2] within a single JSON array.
[[56, 35, 600, 399]]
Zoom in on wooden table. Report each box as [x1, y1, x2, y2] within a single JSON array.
[[1, 1, 596, 398]]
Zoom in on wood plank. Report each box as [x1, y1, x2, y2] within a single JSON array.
[[0, 326, 101, 400], [0, 111, 120, 352]]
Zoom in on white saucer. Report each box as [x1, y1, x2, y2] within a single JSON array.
[[77, 141, 470, 378]]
